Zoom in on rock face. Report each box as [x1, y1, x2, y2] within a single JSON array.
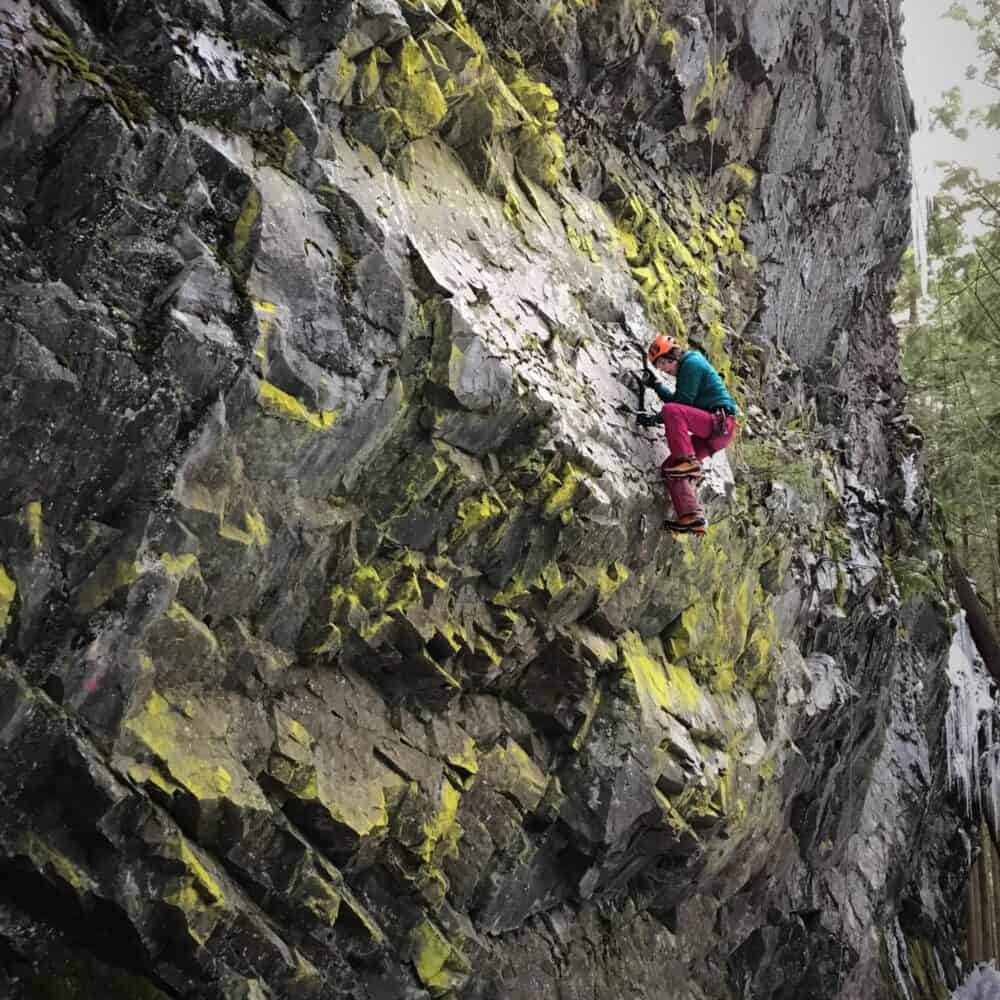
[[0, 1, 969, 998]]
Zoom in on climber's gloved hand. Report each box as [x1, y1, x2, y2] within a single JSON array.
[[636, 411, 662, 428], [640, 367, 661, 389]]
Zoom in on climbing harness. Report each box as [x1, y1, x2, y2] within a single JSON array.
[[711, 407, 728, 438]]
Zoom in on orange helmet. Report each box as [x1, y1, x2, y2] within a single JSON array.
[[648, 334, 677, 365]]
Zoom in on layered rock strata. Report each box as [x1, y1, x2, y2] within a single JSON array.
[[0, 1, 967, 998]]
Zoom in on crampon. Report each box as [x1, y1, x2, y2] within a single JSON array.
[[665, 513, 707, 535]]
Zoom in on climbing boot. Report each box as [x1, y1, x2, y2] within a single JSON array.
[[665, 512, 707, 535], [661, 456, 702, 481]]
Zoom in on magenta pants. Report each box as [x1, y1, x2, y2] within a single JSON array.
[[661, 403, 736, 517]]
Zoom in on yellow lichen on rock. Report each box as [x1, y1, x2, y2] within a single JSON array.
[[453, 492, 505, 540], [315, 551, 473, 688], [621, 631, 705, 719], [539, 561, 565, 596], [357, 48, 386, 102], [32, 18, 148, 122], [302, 872, 342, 925], [0, 566, 15, 636], [268, 710, 399, 841], [693, 58, 730, 118], [479, 739, 548, 811], [575, 562, 629, 598], [499, 58, 565, 188], [571, 688, 602, 750], [417, 778, 464, 863], [381, 36, 449, 138], [125, 691, 269, 812], [163, 838, 227, 947], [659, 27, 679, 63], [726, 163, 757, 191], [257, 379, 336, 430], [340, 1, 567, 194], [161, 600, 221, 653], [411, 918, 471, 997], [22, 501, 42, 550], [654, 788, 701, 845], [502, 62, 559, 127], [73, 558, 140, 614], [695, 576, 751, 692], [739, 605, 777, 695], [18, 834, 94, 892], [565, 222, 601, 262], [613, 191, 687, 333], [446, 735, 479, 774], [321, 553, 425, 646], [672, 784, 723, 826], [230, 187, 260, 267], [608, 176, 750, 387], [542, 461, 583, 516], [158, 552, 198, 578], [219, 510, 269, 548]]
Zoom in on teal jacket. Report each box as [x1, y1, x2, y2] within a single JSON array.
[[654, 350, 738, 414]]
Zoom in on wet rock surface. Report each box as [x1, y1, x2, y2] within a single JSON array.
[[0, 0, 969, 998]]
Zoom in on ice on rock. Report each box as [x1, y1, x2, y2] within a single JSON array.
[[945, 613, 999, 826], [901, 452, 919, 517], [951, 962, 1000, 1000]]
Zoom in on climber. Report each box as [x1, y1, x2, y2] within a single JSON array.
[[636, 334, 739, 535]]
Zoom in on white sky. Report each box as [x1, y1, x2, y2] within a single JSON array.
[[901, 0, 1000, 197]]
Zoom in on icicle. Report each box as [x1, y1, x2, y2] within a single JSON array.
[[911, 175, 931, 299], [880, 0, 931, 300], [910, 151, 932, 299], [945, 612, 997, 824], [901, 452, 919, 516], [908, 86, 936, 302]]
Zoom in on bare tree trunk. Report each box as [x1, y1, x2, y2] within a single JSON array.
[[991, 832, 1000, 962], [982, 831, 996, 962], [963, 512, 971, 567], [949, 551, 1000, 685], [992, 561, 999, 633], [970, 851, 983, 962], [990, 837, 997, 963], [992, 829, 1000, 963], [995, 508, 1000, 629]]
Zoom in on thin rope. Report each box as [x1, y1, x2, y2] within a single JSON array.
[[709, 0, 719, 179]]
